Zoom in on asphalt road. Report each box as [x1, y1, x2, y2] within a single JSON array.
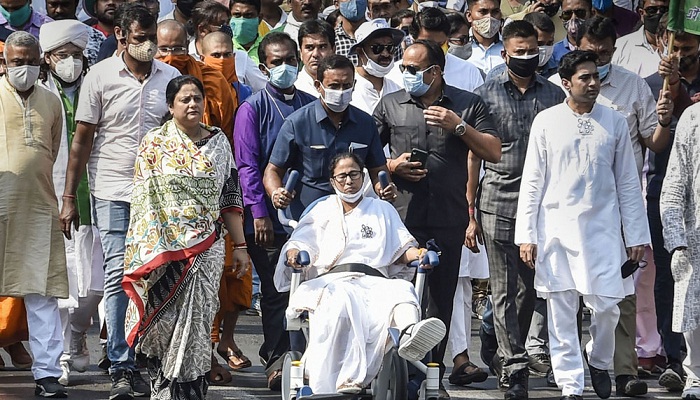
[[0, 314, 683, 399]]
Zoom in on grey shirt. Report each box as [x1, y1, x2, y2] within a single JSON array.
[[473, 70, 566, 219], [374, 85, 498, 229]]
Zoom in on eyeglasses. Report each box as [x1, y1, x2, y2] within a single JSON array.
[[399, 64, 435, 75], [560, 8, 589, 20], [52, 52, 83, 60], [448, 35, 470, 46], [332, 170, 363, 183], [157, 46, 188, 55], [369, 44, 398, 55], [644, 5, 668, 14]]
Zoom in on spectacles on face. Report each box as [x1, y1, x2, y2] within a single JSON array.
[[51, 51, 83, 60], [448, 35, 470, 46], [332, 170, 363, 183], [560, 8, 588, 20], [157, 46, 188, 55], [369, 43, 398, 55], [644, 5, 668, 14], [399, 64, 435, 75]]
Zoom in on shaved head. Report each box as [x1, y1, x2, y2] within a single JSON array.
[[202, 31, 233, 54], [157, 19, 188, 47]]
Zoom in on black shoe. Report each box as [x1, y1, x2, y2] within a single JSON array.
[[98, 344, 110, 371], [616, 375, 648, 397], [546, 368, 557, 387], [660, 362, 687, 392], [559, 396, 583, 400], [504, 369, 529, 400], [109, 370, 134, 400], [584, 350, 611, 399], [491, 355, 509, 391], [131, 370, 150, 397], [528, 353, 551, 376], [480, 324, 498, 368], [35, 377, 67, 398]]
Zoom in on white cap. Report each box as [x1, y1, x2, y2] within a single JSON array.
[[349, 18, 405, 54]]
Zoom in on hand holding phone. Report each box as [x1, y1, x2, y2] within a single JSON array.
[[409, 148, 429, 168]]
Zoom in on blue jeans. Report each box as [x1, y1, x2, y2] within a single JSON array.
[[93, 197, 135, 373]]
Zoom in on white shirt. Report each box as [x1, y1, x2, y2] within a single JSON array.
[[295, 67, 320, 98], [263, 8, 288, 30], [188, 40, 267, 93], [549, 65, 656, 176], [75, 56, 180, 202], [467, 39, 505, 76], [386, 53, 484, 93], [351, 72, 402, 115], [284, 13, 304, 46], [514, 102, 650, 298], [612, 26, 661, 78]]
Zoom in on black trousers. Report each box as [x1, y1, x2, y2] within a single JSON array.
[[408, 226, 466, 378], [246, 234, 289, 371]]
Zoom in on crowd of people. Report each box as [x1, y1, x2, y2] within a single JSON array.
[[1, 0, 700, 399]]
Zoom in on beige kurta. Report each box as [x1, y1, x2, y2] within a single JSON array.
[[0, 76, 68, 298]]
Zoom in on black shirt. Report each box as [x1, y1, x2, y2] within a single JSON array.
[[373, 85, 499, 228]]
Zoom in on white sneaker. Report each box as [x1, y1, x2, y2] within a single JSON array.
[[58, 360, 70, 386], [69, 331, 89, 373], [397, 318, 446, 362], [683, 377, 700, 400]]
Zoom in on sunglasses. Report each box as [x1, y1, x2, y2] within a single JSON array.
[[399, 64, 435, 75], [560, 8, 588, 20], [449, 35, 470, 46], [369, 44, 398, 55], [644, 5, 668, 14]]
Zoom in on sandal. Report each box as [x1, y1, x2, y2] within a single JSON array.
[[266, 368, 282, 391], [4, 342, 32, 369], [217, 347, 252, 370], [208, 359, 232, 385], [448, 360, 488, 386]]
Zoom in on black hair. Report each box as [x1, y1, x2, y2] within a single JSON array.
[[190, 0, 231, 36], [467, 0, 498, 11], [502, 19, 537, 42], [325, 9, 341, 28], [316, 54, 355, 81], [231, 0, 261, 13], [558, 50, 598, 80], [298, 19, 335, 47], [391, 8, 414, 28], [409, 7, 450, 39], [258, 31, 299, 65], [523, 11, 555, 33], [446, 12, 469, 36], [575, 16, 617, 46], [408, 39, 446, 71], [329, 152, 366, 176], [115, 3, 157, 34], [166, 75, 206, 107], [176, 0, 203, 18]]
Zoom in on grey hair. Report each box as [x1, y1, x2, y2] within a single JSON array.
[[3, 31, 40, 58]]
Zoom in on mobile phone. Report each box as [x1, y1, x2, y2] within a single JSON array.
[[410, 148, 429, 167]]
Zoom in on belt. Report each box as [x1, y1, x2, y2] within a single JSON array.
[[324, 263, 386, 278]]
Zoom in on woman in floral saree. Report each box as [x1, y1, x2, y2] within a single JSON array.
[[122, 75, 250, 399]]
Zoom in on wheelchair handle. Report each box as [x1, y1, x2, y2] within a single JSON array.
[[284, 170, 299, 193], [296, 250, 310, 268], [277, 170, 300, 229], [378, 170, 391, 189], [408, 250, 439, 269]]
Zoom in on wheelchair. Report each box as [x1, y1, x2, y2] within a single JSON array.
[[276, 172, 443, 400]]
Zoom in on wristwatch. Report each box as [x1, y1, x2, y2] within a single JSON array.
[[454, 120, 467, 136]]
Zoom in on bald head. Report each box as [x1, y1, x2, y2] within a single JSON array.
[[202, 31, 233, 55], [157, 19, 188, 48]]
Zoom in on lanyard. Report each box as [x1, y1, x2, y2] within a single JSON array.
[[53, 77, 79, 143]]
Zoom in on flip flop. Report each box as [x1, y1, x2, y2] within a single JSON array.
[[266, 368, 282, 391], [217, 348, 252, 370], [448, 361, 488, 386], [208, 359, 232, 385]]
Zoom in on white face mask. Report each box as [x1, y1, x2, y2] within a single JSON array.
[[362, 50, 395, 78], [538, 45, 554, 67], [6, 65, 40, 92], [54, 56, 83, 83], [320, 85, 353, 112], [333, 183, 364, 203]]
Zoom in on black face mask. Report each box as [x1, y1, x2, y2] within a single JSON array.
[[643, 13, 662, 35], [543, 3, 560, 17], [176, 0, 200, 18], [507, 54, 540, 77], [679, 54, 699, 72]]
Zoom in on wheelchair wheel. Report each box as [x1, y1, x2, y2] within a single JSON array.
[[373, 348, 408, 400], [281, 351, 304, 400]]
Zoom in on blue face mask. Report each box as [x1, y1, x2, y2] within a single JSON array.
[[402, 65, 435, 97], [339, 0, 367, 22], [598, 62, 611, 80], [230, 16, 259, 46], [265, 63, 299, 89]]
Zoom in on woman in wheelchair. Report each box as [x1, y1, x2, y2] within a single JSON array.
[[273, 153, 446, 395]]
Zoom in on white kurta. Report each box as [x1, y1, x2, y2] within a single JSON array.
[[276, 196, 420, 393], [514, 102, 651, 299]]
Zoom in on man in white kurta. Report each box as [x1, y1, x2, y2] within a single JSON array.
[[514, 50, 650, 399]]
